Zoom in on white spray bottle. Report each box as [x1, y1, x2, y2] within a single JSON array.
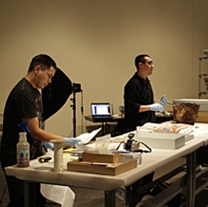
[[16, 122, 30, 167]]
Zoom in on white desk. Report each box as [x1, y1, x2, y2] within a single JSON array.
[[5, 123, 208, 207]]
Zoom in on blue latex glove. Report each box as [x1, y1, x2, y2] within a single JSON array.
[[64, 137, 81, 147], [43, 142, 54, 150], [149, 103, 164, 112], [160, 95, 166, 106]]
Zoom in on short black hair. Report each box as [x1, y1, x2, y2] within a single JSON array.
[[28, 54, 57, 72], [134, 54, 150, 70]]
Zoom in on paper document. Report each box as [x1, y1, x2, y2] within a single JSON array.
[[77, 127, 102, 144], [138, 122, 194, 134]]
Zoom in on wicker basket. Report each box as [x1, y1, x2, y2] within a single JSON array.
[[173, 103, 200, 125]]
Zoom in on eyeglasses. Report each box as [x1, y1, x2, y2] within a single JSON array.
[[47, 73, 53, 80], [40, 65, 54, 80], [146, 61, 154, 65]]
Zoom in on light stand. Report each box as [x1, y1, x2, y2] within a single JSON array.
[[70, 83, 82, 137]]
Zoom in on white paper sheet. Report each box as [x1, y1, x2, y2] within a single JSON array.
[[77, 127, 102, 144]]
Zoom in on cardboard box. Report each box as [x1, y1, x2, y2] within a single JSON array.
[[135, 132, 185, 149], [81, 152, 121, 163], [196, 111, 208, 123], [67, 152, 137, 176]]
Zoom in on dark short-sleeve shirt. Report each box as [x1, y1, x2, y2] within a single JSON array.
[[124, 72, 156, 131], [1, 78, 44, 167]]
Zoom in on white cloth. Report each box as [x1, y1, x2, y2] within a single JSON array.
[[137, 122, 194, 134], [41, 184, 75, 207]]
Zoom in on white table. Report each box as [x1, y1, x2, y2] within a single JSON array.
[[5, 123, 208, 207]]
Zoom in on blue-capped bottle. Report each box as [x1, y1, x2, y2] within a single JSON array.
[[16, 132, 30, 167]]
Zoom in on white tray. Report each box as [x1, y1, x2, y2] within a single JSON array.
[[135, 132, 185, 150]]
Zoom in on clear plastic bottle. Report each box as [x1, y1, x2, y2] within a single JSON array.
[[16, 132, 30, 167]]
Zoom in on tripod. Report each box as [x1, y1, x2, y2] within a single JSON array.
[[70, 83, 82, 137]]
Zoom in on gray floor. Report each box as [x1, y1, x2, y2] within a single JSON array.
[[0, 159, 208, 207]]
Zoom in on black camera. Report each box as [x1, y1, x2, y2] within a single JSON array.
[[116, 133, 152, 153], [123, 133, 140, 151]]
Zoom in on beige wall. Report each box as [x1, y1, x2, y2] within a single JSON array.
[[0, 0, 208, 136]]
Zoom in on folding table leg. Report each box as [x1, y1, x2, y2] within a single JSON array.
[[186, 151, 196, 207], [105, 190, 116, 207], [24, 181, 40, 207]]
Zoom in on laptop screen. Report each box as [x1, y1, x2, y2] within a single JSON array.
[[91, 103, 111, 116]]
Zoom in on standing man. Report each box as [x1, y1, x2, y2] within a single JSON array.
[[124, 54, 166, 132], [122, 54, 166, 206], [0, 54, 80, 207]]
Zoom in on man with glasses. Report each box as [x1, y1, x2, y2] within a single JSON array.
[[124, 54, 166, 132], [116, 54, 166, 206], [0, 54, 80, 207]]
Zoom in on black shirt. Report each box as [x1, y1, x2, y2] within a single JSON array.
[[1, 78, 44, 167], [124, 72, 156, 131]]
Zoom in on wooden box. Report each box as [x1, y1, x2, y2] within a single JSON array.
[[67, 152, 137, 176]]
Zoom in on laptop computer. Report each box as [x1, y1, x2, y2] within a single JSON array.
[[90, 103, 113, 121]]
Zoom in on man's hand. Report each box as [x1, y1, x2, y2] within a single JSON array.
[[149, 103, 164, 112], [64, 137, 81, 147], [43, 142, 54, 150]]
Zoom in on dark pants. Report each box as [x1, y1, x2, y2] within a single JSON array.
[[5, 174, 46, 207], [6, 175, 25, 207], [1, 146, 46, 207]]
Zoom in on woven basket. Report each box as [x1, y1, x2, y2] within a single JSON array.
[[173, 103, 200, 125]]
